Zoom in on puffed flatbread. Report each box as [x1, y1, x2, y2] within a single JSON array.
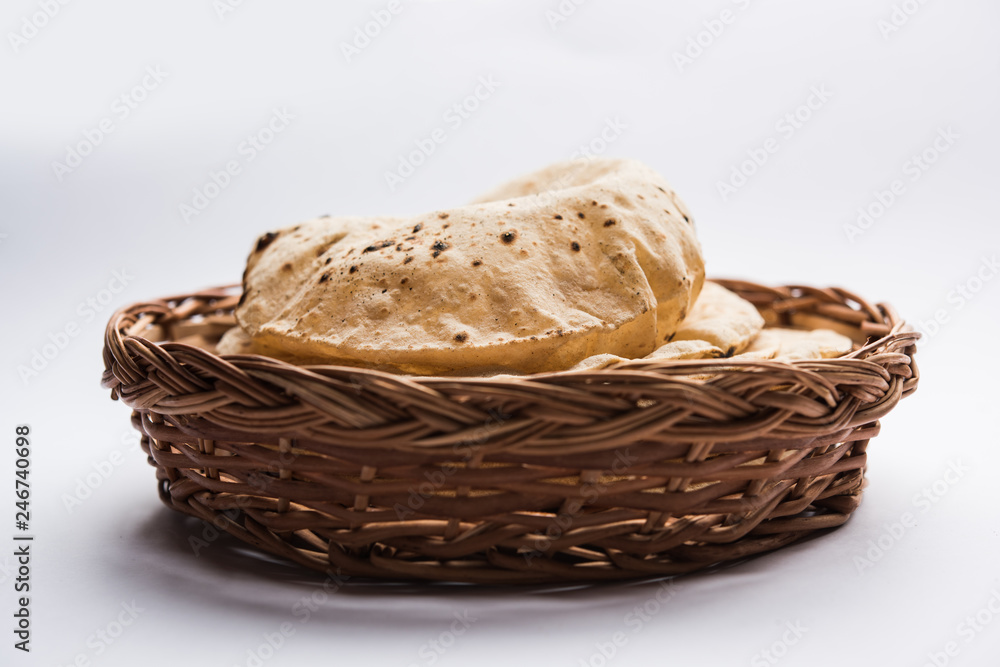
[[669, 281, 765, 355], [230, 158, 705, 374], [788, 312, 864, 345], [216, 326, 317, 363], [736, 327, 854, 361], [567, 339, 725, 371], [563, 282, 763, 372]]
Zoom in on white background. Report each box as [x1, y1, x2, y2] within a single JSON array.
[[2, 1, 999, 665]]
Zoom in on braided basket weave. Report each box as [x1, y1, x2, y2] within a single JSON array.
[[102, 280, 918, 583]]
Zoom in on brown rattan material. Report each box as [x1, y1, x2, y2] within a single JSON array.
[[101, 280, 919, 583]]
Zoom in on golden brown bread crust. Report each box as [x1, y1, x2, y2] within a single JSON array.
[[229, 158, 705, 374]]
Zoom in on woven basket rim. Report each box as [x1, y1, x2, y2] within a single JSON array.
[[101, 278, 920, 456], [103, 278, 919, 382]]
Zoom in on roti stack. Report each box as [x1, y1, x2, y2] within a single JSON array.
[[221, 158, 706, 374], [218, 158, 855, 374]]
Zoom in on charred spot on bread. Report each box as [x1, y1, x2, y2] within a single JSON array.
[[363, 240, 394, 253], [431, 240, 449, 258], [255, 231, 279, 253]]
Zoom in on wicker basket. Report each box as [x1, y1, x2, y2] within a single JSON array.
[[101, 280, 918, 584]]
